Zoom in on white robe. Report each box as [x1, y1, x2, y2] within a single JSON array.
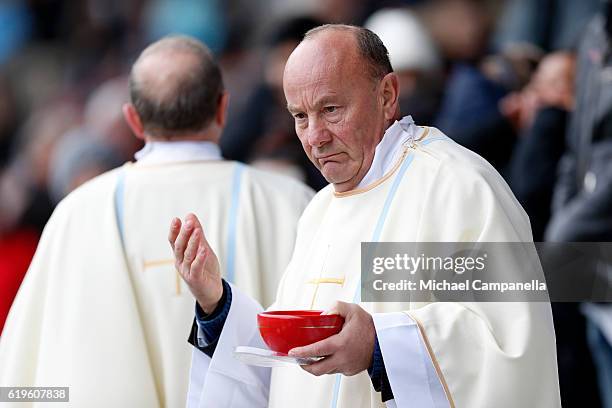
[[0, 142, 313, 407], [188, 120, 561, 407]]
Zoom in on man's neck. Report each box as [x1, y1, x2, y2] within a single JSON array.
[[145, 135, 218, 143], [135, 139, 222, 164], [334, 115, 416, 193], [144, 128, 219, 143]]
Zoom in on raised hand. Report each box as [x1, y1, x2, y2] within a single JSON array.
[[168, 213, 223, 313]]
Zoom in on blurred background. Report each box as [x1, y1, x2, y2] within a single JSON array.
[[0, 0, 610, 406]]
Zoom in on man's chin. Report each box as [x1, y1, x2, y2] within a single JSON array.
[[323, 172, 356, 190], [321, 169, 343, 184]]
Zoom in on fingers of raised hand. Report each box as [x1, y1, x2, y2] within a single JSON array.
[[185, 213, 203, 230], [187, 212, 215, 250], [189, 246, 208, 281], [183, 228, 201, 267], [173, 217, 196, 265], [168, 217, 181, 248]]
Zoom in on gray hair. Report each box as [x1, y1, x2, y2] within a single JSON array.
[[128, 35, 224, 137], [303, 24, 393, 81]]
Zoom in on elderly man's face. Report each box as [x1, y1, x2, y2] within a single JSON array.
[[283, 32, 393, 192]]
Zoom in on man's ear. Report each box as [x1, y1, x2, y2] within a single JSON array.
[[122, 103, 146, 140], [215, 92, 230, 128], [379, 72, 400, 121]]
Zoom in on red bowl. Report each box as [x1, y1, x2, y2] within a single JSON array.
[[257, 310, 344, 355]]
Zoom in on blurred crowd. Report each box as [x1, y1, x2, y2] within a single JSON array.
[[0, 0, 610, 406]]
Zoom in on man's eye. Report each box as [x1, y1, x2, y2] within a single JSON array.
[[294, 113, 306, 120], [324, 106, 337, 114]]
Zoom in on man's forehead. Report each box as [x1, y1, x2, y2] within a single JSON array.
[[283, 60, 349, 110], [284, 33, 361, 90], [288, 31, 359, 70]]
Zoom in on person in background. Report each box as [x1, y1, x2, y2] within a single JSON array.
[[0, 35, 313, 407], [364, 7, 444, 125], [0, 101, 81, 332], [46, 127, 123, 204], [546, 2, 612, 407], [494, 0, 601, 53], [505, 51, 576, 240], [220, 16, 328, 190]]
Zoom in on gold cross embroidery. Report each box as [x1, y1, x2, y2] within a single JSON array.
[[142, 259, 182, 295], [306, 277, 345, 309]]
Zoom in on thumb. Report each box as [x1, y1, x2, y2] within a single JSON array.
[[322, 301, 349, 316]]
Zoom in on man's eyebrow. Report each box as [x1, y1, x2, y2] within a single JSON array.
[[316, 96, 339, 106], [287, 96, 340, 112], [286, 104, 301, 113]]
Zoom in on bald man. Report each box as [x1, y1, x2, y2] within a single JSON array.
[[0, 36, 313, 407], [171, 25, 561, 408]]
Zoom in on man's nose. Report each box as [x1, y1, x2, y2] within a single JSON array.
[[306, 118, 332, 148]]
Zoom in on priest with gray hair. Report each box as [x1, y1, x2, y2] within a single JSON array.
[[171, 25, 560, 408]]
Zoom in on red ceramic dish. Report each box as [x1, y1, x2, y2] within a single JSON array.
[[257, 310, 344, 355]]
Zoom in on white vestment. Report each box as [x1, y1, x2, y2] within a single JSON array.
[[188, 118, 561, 407], [0, 141, 313, 407]]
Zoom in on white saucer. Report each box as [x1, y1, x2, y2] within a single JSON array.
[[233, 346, 323, 367]]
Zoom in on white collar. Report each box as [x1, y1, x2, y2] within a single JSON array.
[[134, 140, 222, 165], [357, 116, 417, 189]]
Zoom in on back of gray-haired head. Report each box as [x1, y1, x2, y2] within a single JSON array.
[[303, 24, 393, 81], [129, 35, 224, 138]]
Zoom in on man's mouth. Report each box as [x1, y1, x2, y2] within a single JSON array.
[[316, 153, 342, 165]]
